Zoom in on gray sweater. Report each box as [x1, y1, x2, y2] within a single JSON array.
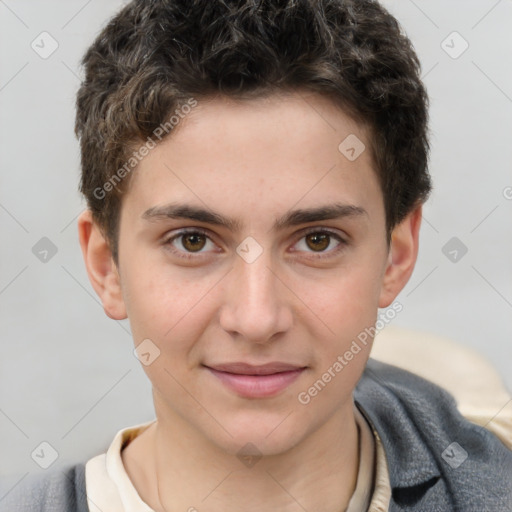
[[1, 359, 511, 511]]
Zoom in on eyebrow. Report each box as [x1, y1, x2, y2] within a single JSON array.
[[142, 202, 367, 232]]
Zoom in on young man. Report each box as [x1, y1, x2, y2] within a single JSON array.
[[2, 0, 511, 510]]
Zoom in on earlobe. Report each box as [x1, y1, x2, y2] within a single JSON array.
[[77, 210, 127, 320], [378, 206, 422, 308]]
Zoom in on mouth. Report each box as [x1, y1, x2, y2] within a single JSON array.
[[203, 362, 307, 398]]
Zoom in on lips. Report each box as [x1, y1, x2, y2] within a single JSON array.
[[207, 362, 304, 375], [204, 362, 306, 398]]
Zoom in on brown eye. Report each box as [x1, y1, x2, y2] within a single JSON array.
[[305, 232, 330, 252], [164, 228, 218, 260], [292, 229, 346, 259], [181, 233, 207, 252]]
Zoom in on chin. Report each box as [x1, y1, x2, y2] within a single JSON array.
[[206, 411, 307, 458]]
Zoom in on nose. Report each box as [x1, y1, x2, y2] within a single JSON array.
[[219, 250, 293, 344]]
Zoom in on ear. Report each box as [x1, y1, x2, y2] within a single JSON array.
[[77, 210, 127, 320], [378, 205, 422, 308]]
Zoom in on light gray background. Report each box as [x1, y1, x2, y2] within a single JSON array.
[[1, 0, 511, 487]]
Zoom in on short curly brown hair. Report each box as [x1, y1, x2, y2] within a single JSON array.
[[75, 0, 431, 262]]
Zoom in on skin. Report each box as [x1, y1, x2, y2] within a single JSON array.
[[78, 91, 422, 512]]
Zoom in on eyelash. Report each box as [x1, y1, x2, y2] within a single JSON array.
[[163, 228, 217, 261], [292, 228, 347, 259], [163, 227, 347, 261]]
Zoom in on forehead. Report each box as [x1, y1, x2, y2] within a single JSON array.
[[123, 91, 384, 228]]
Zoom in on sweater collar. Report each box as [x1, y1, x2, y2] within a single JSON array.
[[353, 359, 443, 504]]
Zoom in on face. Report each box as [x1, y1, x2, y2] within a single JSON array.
[[81, 91, 418, 457]]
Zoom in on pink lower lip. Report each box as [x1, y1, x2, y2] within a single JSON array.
[[206, 367, 305, 398]]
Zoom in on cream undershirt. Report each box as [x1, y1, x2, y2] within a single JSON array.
[[84, 403, 391, 512]]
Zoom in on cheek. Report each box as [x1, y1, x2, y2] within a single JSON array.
[[122, 259, 182, 330], [300, 255, 385, 387], [121, 264, 219, 363], [313, 263, 383, 331], [298, 273, 379, 410]]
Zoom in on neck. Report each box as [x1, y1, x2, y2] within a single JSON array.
[[146, 401, 359, 512]]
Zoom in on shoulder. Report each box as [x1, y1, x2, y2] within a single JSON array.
[[0, 463, 88, 512], [355, 358, 512, 510]]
